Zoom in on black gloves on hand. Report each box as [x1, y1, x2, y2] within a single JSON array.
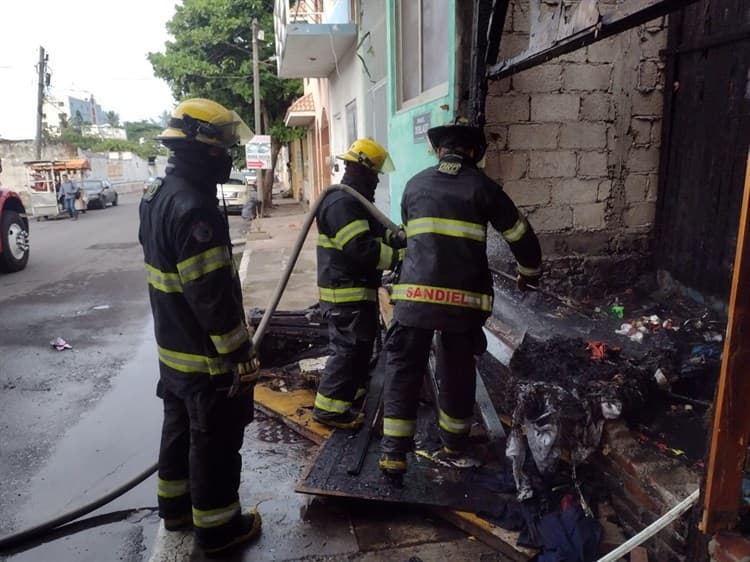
[[517, 274, 540, 293], [385, 225, 407, 249], [227, 352, 260, 397]]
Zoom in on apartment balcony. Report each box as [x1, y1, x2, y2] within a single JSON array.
[[274, 0, 357, 79]]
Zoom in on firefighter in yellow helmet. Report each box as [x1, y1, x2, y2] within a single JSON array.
[[138, 98, 262, 555], [311, 138, 403, 429]]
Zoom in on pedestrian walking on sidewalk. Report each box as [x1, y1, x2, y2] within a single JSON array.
[[312, 138, 404, 430], [379, 119, 543, 476], [59, 174, 78, 220], [139, 98, 263, 556]]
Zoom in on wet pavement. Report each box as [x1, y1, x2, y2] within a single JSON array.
[[0, 194, 510, 562]]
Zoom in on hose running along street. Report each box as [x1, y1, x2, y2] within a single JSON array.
[[0, 184, 402, 552]]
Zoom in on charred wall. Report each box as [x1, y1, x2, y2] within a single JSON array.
[[482, 0, 668, 298]]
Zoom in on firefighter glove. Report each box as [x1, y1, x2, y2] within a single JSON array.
[[227, 354, 260, 397], [517, 273, 540, 293], [385, 225, 407, 249]]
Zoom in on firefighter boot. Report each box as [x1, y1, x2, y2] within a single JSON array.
[[200, 509, 262, 556], [312, 409, 365, 430], [163, 513, 193, 532], [378, 452, 407, 476]]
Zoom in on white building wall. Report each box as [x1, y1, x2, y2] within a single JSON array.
[[328, 47, 364, 184]]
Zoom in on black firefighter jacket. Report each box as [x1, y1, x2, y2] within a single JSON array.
[[139, 168, 251, 398], [316, 178, 401, 309], [393, 154, 542, 332]]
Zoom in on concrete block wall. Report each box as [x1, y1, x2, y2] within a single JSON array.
[[484, 1, 667, 296]]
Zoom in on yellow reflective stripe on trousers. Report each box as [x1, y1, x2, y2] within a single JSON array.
[[502, 217, 528, 243], [209, 323, 250, 354], [145, 264, 183, 293], [439, 409, 472, 435], [377, 242, 394, 270], [406, 217, 486, 242], [177, 246, 232, 284], [318, 286, 377, 303], [517, 264, 542, 277], [314, 392, 351, 414], [383, 417, 417, 438], [158, 346, 231, 375], [391, 284, 492, 312], [193, 501, 240, 529], [157, 477, 189, 499]]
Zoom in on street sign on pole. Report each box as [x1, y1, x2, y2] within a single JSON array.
[[245, 135, 271, 169]]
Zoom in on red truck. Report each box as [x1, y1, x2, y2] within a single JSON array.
[[0, 159, 30, 272]]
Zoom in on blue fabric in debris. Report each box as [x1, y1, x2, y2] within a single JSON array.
[[479, 500, 602, 561], [537, 504, 602, 562]]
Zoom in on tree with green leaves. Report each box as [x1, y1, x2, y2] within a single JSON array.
[[148, 0, 304, 208], [105, 111, 120, 127]]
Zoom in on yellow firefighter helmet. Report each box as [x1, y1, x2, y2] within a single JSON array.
[[336, 138, 395, 174], [158, 98, 253, 149]]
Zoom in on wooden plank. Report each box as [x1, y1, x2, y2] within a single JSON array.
[[254, 384, 331, 445], [435, 510, 536, 562], [701, 151, 750, 533]]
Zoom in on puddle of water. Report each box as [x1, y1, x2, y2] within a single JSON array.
[[17, 319, 161, 527]]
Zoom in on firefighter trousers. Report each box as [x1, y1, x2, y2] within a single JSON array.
[[313, 302, 378, 419], [156, 380, 254, 545], [381, 321, 485, 454]]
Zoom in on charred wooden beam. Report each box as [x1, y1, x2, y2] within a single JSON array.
[[469, 0, 511, 126], [487, 0, 703, 80], [701, 152, 750, 534]]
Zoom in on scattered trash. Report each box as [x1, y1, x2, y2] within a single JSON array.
[[50, 337, 72, 351], [653, 368, 670, 390], [92, 304, 110, 310], [298, 356, 328, 373], [587, 341, 621, 361], [610, 304, 624, 319], [703, 331, 723, 343]]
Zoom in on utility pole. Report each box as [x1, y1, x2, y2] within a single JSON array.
[[252, 18, 264, 218], [35, 46, 47, 160]]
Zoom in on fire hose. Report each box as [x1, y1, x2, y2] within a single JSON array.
[[0, 184, 404, 552]]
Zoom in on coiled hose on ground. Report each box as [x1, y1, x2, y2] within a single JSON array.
[[0, 184, 403, 552]]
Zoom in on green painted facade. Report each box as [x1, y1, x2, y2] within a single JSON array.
[[385, 0, 458, 221]]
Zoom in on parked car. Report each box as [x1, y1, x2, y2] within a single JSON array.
[[78, 179, 118, 209], [0, 160, 30, 272], [244, 169, 258, 187], [217, 172, 253, 214]]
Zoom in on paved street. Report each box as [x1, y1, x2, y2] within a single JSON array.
[[0, 191, 245, 562]]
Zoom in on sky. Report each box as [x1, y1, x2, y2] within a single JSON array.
[[0, 0, 178, 140]]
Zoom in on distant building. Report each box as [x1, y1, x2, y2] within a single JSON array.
[[43, 94, 125, 139]]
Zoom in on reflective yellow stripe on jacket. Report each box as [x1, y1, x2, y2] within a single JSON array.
[[209, 322, 250, 355], [177, 246, 232, 284], [502, 217, 528, 243], [317, 219, 370, 250], [146, 264, 183, 293], [158, 346, 231, 376], [406, 217, 486, 242], [318, 286, 377, 304], [377, 242, 394, 270], [391, 284, 492, 312], [193, 501, 240, 529]]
